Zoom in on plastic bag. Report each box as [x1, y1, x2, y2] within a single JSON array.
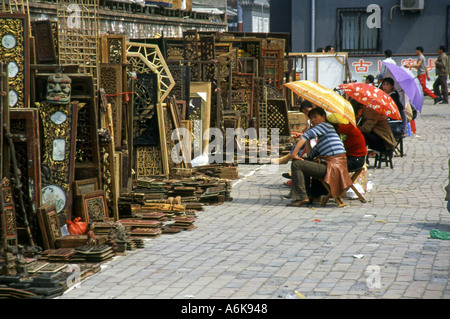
[[191, 153, 209, 167], [430, 229, 450, 240], [67, 217, 88, 235], [346, 183, 365, 199]]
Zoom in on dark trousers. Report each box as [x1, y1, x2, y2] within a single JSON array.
[[347, 155, 365, 172], [433, 75, 448, 103], [362, 132, 386, 152], [291, 159, 327, 201]]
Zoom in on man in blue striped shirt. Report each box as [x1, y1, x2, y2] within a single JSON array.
[[287, 107, 351, 207]]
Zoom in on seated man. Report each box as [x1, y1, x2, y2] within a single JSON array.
[[287, 107, 352, 207], [351, 99, 397, 153], [381, 77, 407, 135]]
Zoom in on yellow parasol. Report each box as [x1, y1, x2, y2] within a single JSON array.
[[284, 80, 356, 127]]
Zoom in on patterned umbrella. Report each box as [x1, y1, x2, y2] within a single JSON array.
[[284, 80, 356, 126], [339, 82, 402, 120]]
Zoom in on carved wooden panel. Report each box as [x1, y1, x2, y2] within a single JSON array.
[[0, 13, 29, 108], [100, 63, 123, 148], [39, 101, 78, 223], [135, 146, 163, 178], [100, 34, 126, 64], [132, 73, 158, 147], [31, 20, 57, 64], [232, 73, 254, 129], [167, 62, 190, 104], [79, 190, 108, 224], [99, 130, 118, 220], [1, 178, 18, 247], [200, 35, 215, 81]]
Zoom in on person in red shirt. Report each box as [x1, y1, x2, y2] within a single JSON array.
[[327, 113, 367, 172]]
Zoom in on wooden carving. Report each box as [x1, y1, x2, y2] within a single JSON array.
[[31, 20, 57, 64], [39, 101, 78, 222], [0, 13, 30, 108]]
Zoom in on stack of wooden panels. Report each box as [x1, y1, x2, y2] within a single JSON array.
[[72, 245, 115, 263], [172, 215, 196, 231]]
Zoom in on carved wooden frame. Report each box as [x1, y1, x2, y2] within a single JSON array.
[[189, 82, 211, 155], [74, 178, 99, 196], [37, 204, 59, 250], [79, 190, 108, 224], [126, 42, 175, 103]]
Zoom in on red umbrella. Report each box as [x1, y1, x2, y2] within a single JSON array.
[[339, 82, 401, 120]]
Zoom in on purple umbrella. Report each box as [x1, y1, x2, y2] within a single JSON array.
[[384, 62, 424, 112]]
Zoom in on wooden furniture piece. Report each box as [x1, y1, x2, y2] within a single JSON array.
[[320, 167, 366, 207], [373, 150, 394, 169]]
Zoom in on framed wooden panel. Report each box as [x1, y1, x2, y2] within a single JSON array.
[[78, 190, 108, 224], [189, 82, 211, 155], [31, 20, 57, 64], [37, 204, 59, 250], [74, 178, 99, 196], [39, 101, 78, 222], [0, 13, 30, 108]]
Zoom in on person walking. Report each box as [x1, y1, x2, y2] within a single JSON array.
[[376, 49, 396, 84], [409, 46, 439, 103], [433, 45, 448, 105]]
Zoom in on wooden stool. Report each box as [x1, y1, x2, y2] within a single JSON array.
[[319, 167, 366, 207], [373, 150, 393, 169], [393, 135, 404, 157], [319, 180, 346, 207]]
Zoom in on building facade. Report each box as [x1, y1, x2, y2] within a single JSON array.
[[227, 0, 270, 32], [271, 0, 450, 55]]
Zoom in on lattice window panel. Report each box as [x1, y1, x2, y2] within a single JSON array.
[[258, 87, 268, 130], [200, 35, 216, 81], [76, 103, 95, 163], [267, 99, 290, 137], [57, 0, 99, 92], [126, 42, 175, 103], [1, 0, 29, 15]]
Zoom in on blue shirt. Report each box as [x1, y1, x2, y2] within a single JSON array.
[[301, 122, 346, 160]]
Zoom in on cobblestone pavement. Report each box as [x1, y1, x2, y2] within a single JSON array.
[[60, 99, 450, 299]]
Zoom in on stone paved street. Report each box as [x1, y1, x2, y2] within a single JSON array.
[[60, 99, 450, 300]]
